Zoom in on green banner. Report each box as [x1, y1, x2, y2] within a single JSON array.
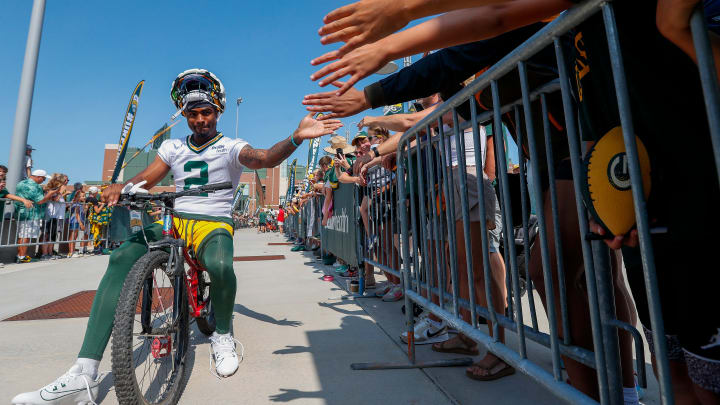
[[111, 80, 144, 183], [286, 158, 297, 203], [109, 206, 154, 242], [304, 137, 321, 191], [320, 183, 359, 267]]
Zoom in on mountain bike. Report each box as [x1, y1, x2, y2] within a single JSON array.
[[110, 181, 232, 405]]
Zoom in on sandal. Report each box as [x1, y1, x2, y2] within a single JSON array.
[[431, 336, 479, 356], [465, 357, 515, 381]]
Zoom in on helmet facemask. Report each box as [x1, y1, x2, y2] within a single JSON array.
[[170, 69, 226, 120]]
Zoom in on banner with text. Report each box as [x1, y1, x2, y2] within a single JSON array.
[[321, 183, 359, 267], [286, 158, 297, 203], [304, 137, 321, 191], [111, 80, 144, 183]]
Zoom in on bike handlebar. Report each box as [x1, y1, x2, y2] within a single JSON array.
[[120, 181, 234, 204]]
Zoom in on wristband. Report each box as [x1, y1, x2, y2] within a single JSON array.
[[290, 133, 301, 147]]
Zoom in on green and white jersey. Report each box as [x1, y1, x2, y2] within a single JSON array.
[[157, 133, 248, 220]]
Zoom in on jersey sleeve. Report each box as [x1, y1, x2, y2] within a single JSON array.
[[228, 138, 249, 171], [156, 139, 176, 166]]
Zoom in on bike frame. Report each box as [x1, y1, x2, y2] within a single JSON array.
[[159, 206, 210, 319]]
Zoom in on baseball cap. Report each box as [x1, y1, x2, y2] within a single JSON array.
[[88, 186, 99, 193], [351, 132, 368, 146], [31, 169, 51, 179], [74, 182, 83, 190], [26, 144, 36, 150]]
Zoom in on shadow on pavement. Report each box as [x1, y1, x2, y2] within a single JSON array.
[[269, 388, 323, 403], [234, 303, 303, 327], [272, 345, 310, 355], [267, 315, 445, 404]]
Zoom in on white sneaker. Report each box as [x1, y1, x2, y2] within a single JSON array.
[[11, 364, 99, 405], [209, 332, 240, 377], [400, 316, 449, 345]]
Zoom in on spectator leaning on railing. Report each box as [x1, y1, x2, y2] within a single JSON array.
[[321, 136, 355, 226], [40, 173, 70, 260], [85, 186, 110, 255], [66, 183, 87, 258], [0, 167, 33, 219], [14, 169, 58, 263]]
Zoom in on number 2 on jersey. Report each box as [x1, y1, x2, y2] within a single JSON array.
[[184, 161, 208, 196]]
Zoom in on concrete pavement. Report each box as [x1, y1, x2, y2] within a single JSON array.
[[0, 229, 660, 404]]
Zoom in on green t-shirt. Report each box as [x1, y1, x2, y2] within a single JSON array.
[[14, 179, 46, 221], [323, 156, 356, 189], [0, 188, 9, 218], [258, 211, 267, 223]]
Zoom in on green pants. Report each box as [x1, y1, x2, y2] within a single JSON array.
[[78, 223, 235, 360]]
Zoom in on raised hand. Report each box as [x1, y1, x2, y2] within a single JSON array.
[[317, 0, 411, 56], [357, 116, 378, 130], [293, 112, 343, 140], [302, 82, 370, 120], [310, 42, 390, 95]]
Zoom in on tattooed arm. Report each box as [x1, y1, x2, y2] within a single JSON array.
[[238, 141, 298, 169], [237, 113, 343, 169]]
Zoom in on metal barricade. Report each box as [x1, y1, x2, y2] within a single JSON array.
[[349, 3, 720, 405], [1, 198, 109, 258]]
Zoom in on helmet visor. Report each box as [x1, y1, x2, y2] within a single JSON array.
[[172, 74, 216, 102]]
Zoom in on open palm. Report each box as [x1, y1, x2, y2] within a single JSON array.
[[294, 112, 343, 140]]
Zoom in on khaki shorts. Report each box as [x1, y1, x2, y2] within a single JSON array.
[[18, 219, 42, 239], [451, 166, 501, 253]]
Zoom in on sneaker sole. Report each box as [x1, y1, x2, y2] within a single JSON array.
[[400, 331, 450, 345]]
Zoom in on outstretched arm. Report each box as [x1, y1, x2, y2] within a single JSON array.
[[656, 0, 720, 79], [358, 103, 439, 132], [238, 113, 343, 169], [311, 0, 572, 93], [317, 0, 523, 55]]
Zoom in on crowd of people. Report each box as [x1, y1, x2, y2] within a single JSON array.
[[0, 145, 114, 265], [282, 0, 720, 404]]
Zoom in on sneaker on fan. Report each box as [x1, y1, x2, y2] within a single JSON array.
[[210, 332, 239, 377], [400, 316, 449, 345], [382, 285, 404, 302], [11, 364, 99, 405]]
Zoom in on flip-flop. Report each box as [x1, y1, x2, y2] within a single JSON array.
[[465, 359, 515, 381], [431, 339, 479, 356]]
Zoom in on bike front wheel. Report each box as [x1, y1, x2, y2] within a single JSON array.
[[111, 250, 189, 405]]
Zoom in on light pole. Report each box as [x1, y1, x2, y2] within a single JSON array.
[[7, 0, 46, 193], [234, 97, 243, 139]]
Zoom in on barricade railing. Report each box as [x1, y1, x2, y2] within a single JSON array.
[[0, 198, 110, 256], [344, 2, 720, 405], [279, 5, 720, 402]]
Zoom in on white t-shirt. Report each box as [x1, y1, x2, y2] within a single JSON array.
[[24, 156, 32, 177], [444, 125, 488, 168], [46, 200, 66, 219], [157, 133, 248, 219]]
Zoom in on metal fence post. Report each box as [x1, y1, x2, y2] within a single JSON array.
[[601, 4, 673, 403]]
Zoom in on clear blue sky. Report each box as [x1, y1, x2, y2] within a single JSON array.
[[1, 1, 516, 183]]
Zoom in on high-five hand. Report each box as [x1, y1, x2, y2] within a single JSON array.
[[293, 112, 344, 140]]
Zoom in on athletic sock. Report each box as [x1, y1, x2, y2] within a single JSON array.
[[623, 386, 639, 405], [75, 358, 100, 380]]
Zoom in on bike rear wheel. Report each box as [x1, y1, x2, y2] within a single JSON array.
[[111, 250, 189, 405]]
